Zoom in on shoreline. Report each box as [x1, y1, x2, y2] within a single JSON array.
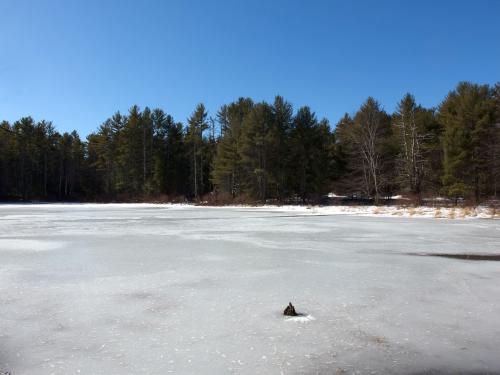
[[1, 202, 498, 220]]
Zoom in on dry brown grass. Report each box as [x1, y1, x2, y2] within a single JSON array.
[[434, 207, 444, 218], [447, 208, 456, 219], [488, 206, 498, 219], [459, 206, 476, 218], [459, 207, 467, 218]]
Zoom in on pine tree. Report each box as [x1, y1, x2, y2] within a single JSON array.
[[87, 117, 119, 197], [439, 82, 495, 203], [116, 105, 143, 195], [239, 103, 273, 201], [2, 81, 498, 203], [212, 98, 253, 197], [268, 96, 293, 201], [150, 108, 168, 194], [141, 107, 154, 193], [165, 119, 188, 196], [332, 114, 357, 195], [488, 83, 500, 197], [186, 103, 208, 199], [313, 118, 336, 198], [288, 108, 334, 202], [0, 121, 14, 198], [288, 106, 317, 201]]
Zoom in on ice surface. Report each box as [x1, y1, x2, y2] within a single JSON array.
[[1, 204, 500, 374]]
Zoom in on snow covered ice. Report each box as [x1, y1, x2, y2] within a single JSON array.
[[1, 204, 500, 374]]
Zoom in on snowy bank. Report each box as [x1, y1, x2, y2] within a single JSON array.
[[1, 202, 499, 219], [199, 204, 500, 220]]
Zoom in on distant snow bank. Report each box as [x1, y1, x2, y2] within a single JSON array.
[[0, 202, 192, 209], [204, 204, 499, 219], [1, 202, 497, 219], [304, 205, 499, 219]]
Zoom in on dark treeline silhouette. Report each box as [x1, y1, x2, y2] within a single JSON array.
[[1, 81, 499, 204]]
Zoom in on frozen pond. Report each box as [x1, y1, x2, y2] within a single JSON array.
[[1, 204, 500, 374]]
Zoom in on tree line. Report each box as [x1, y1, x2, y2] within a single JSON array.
[[1, 81, 499, 204]]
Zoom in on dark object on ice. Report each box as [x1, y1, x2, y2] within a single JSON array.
[[410, 253, 500, 261], [430, 253, 500, 261], [283, 302, 297, 316]]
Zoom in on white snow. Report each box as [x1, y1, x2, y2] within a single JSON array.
[[327, 192, 346, 198], [285, 315, 316, 323], [0, 239, 65, 252], [196, 203, 498, 220], [0, 204, 500, 374]]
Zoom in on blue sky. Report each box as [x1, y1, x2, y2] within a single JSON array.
[[1, 0, 499, 136]]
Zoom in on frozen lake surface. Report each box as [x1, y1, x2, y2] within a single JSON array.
[[1, 204, 500, 374]]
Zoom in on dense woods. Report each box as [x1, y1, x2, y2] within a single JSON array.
[[1, 81, 499, 204]]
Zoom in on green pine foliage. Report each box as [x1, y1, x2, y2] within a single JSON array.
[[1, 81, 499, 204], [212, 98, 254, 197], [439, 82, 496, 201]]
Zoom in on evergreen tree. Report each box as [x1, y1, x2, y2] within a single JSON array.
[[212, 98, 253, 197], [268, 96, 293, 200], [141, 107, 154, 192], [115, 105, 143, 195], [439, 82, 495, 202], [332, 114, 357, 195], [165, 119, 188, 196], [0, 121, 14, 198], [288, 108, 335, 202], [1, 81, 499, 204], [151, 108, 169, 194], [288, 107, 316, 201], [86, 117, 120, 198], [489, 83, 500, 197], [186, 103, 208, 199], [239, 103, 274, 201]]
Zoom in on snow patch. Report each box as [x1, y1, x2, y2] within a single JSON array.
[[327, 192, 346, 198], [285, 314, 316, 323], [0, 239, 65, 252]]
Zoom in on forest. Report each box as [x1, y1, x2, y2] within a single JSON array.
[[1, 81, 499, 204]]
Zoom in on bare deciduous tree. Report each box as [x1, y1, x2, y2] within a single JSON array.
[[351, 98, 386, 203], [394, 94, 425, 199]]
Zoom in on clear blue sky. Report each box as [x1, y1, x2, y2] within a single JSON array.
[[1, 0, 499, 136]]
